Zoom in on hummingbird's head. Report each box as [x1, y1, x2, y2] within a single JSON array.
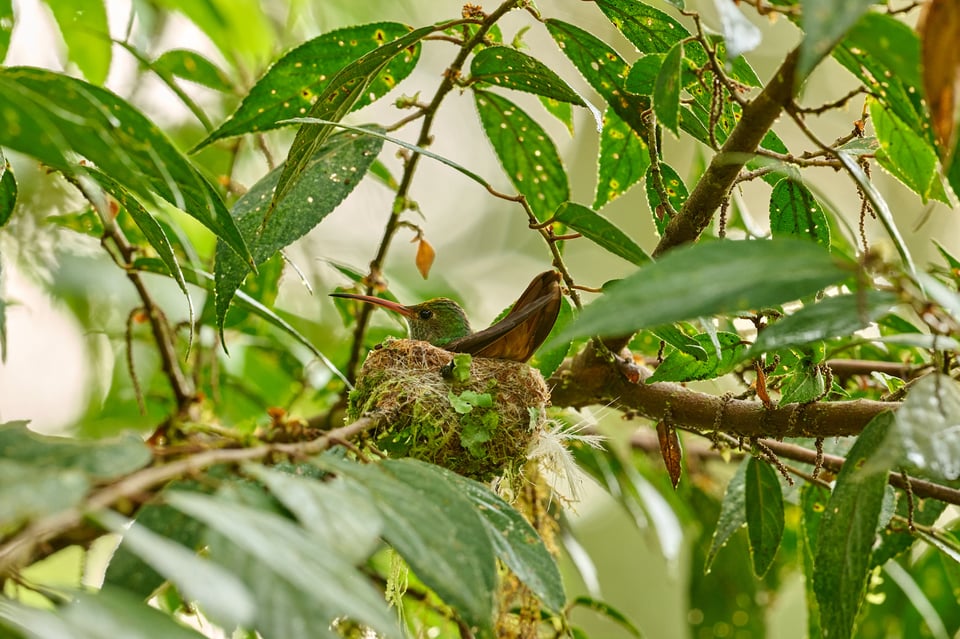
[[329, 292, 472, 347]]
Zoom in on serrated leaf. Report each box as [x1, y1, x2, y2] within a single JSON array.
[[438, 467, 566, 612], [153, 49, 232, 92], [0, 153, 15, 228], [545, 19, 649, 134], [594, 0, 688, 53], [554, 202, 649, 266], [199, 23, 420, 148], [778, 364, 826, 405], [0, 421, 151, 481], [43, 0, 111, 85], [798, 0, 874, 81], [539, 96, 575, 134], [648, 331, 744, 382], [713, 0, 761, 60], [548, 238, 852, 347], [270, 24, 435, 219], [654, 41, 683, 135], [474, 90, 568, 222], [214, 130, 382, 333], [594, 107, 650, 209], [769, 177, 830, 246], [748, 290, 897, 356], [320, 458, 497, 636], [0, 67, 252, 266], [814, 412, 893, 639], [624, 54, 664, 96], [167, 491, 399, 638], [745, 457, 784, 577], [471, 46, 584, 106], [871, 101, 940, 203], [645, 162, 688, 236], [894, 374, 960, 481], [96, 510, 255, 628], [703, 457, 752, 573]]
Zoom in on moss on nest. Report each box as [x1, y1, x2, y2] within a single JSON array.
[[346, 339, 550, 481]]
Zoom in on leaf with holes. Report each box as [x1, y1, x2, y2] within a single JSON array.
[[595, 0, 688, 53], [545, 19, 649, 134], [594, 108, 650, 209], [645, 162, 688, 236], [554, 202, 649, 266], [871, 101, 941, 203], [745, 457, 784, 577], [769, 178, 830, 247], [270, 23, 435, 220], [0, 67, 252, 266], [654, 41, 683, 135], [474, 90, 568, 222], [470, 46, 584, 106], [199, 23, 420, 148], [215, 130, 383, 334]]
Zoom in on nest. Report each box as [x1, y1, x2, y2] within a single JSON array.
[[346, 339, 551, 481]]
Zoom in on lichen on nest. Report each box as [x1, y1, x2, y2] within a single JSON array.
[[346, 339, 551, 481]]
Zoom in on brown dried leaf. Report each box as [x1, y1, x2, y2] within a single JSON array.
[[656, 420, 683, 489], [415, 237, 435, 279], [920, 0, 960, 156]]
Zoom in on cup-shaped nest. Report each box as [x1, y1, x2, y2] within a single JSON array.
[[346, 339, 550, 480]]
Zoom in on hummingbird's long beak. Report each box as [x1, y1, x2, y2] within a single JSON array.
[[329, 292, 416, 318]]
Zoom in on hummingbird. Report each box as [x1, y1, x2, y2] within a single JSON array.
[[330, 270, 562, 362]]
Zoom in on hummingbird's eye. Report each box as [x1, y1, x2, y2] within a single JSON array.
[[418, 309, 433, 320]]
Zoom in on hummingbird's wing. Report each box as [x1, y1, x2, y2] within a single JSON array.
[[444, 270, 562, 362]]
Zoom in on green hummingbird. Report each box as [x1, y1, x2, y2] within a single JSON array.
[[331, 270, 562, 362]]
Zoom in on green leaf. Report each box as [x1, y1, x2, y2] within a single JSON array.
[[769, 177, 830, 246], [470, 46, 584, 106], [199, 23, 420, 148], [0, 458, 88, 531], [798, 0, 874, 81], [0, 153, 15, 228], [650, 323, 708, 361], [594, 107, 650, 209], [167, 490, 399, 638], [745, 457, 784, 577], [539, 96, 575, 135], [0, 67, 252, 266], [62, 588, 209, 639], [706, 456, 748, 570], [214, 129, 383, 334], [438, 467, 566, 612], [569, 596, 644, 638], [531, 296, 574, 378], [0, 421, 151, 481], [95, 510, 255, 628], [648, 331, 745, 382], [152, 49, 232, 92], [871, 101, 940, 203], [545, 19, 649, 134], [322, 458, 497, 636], [154, 0, 273, 68], [594, 0, 688, 53], [645, 162, 688, 236], [553, 202, 649, 266], [814, 412, 894, 639], [834, 12, 926, 135], [548, 238, 851, 346], [270, 23, 435, 219], [625, 53, 664, 96], [654, 41, 683, 135], [893, 374, 960, 481], [748, 290, 897, 356], [0, 0, 12, 62], [779, 364, 827, 405], [714, 0, 761, 59], [242, 466, 383, 563], [42, 0, 111, 85], [88, 169, 194, 326], [474, 90, 569, 222], [800, 484, 829, 639]]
